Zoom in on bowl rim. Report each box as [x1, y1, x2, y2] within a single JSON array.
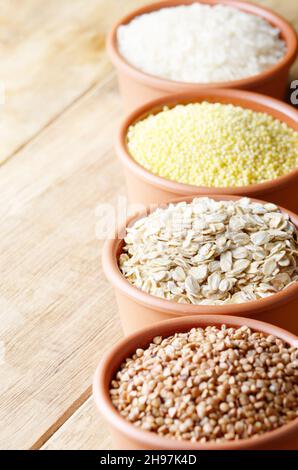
[[107, 0, 298, 91], [102, 193, 298, 316], [93, 314, 298, 450], [116, 88, 298, 196]]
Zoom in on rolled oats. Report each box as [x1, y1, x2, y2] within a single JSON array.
[[120, 198, 298, 305]]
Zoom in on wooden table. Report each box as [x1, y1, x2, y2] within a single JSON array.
[[0, 0, 297, 451]]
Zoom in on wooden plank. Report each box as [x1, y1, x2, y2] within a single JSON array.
[[42, 398, 112, 450], [0, 0, 155, 164], [0, 75, 125, 449]]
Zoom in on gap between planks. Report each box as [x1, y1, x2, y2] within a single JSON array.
[[41, 396, 112, 450], [30, 386, 92, 450]]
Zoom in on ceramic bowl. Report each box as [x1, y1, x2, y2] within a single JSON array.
[[93, 314, 298, 449], [116, 89, 298, 211], [102, 194, 298, 335], [107, 0, 298, 111]]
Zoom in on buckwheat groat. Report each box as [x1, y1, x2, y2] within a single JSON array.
[[110, 325, 298, 443]]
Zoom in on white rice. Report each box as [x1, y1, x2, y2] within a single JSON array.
[[116, 3, 286, 83]]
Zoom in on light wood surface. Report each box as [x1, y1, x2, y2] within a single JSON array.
[[0, 0, 297, 450]]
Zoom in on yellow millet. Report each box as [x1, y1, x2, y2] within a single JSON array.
[[127, 102, 298, 187]]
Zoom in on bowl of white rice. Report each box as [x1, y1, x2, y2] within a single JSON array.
[[107, 0, 298, 111]]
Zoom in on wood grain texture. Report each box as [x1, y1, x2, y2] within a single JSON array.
[[0, 0, 297, 452], [0, 76, 125, 449], [0, 0, 155, 163], [0, 0, 159, 450], [42, 398, 112, 450]]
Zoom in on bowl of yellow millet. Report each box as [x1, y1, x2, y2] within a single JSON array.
[[115, 89, 298, 212]]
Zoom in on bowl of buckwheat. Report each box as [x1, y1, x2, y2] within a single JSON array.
[[102, 195, 298, 335], [93, 315, 298, 449]]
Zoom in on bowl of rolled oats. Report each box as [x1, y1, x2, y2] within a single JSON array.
[[116, 89, 298, 211], [102, 195, 298, 335], [93, 315, 298, 449]]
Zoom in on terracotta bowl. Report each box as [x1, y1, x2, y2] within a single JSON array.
[[93, 314, 298, 449], [116, 89, 298, 211], [107, 0, 298, 112], [102, 194, 298, 336]]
